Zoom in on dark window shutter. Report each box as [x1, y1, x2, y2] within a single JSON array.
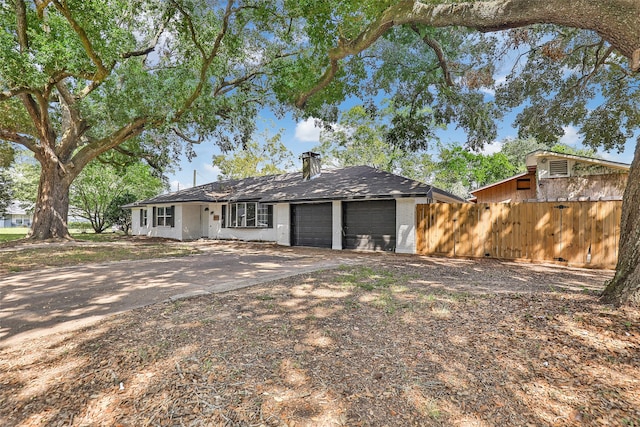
[[267, 205, 274, 228], [169, 206, 175, 227], [139, 209, 143, 226], [152, 207, 157, 227], [221, 205, 226, 228]]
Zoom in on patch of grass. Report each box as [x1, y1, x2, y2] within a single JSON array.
[[0, 228, 29, 243], [344, 299, 361, 310], [0, 243, 200, 274], [425, 399, 441, 420], [372, 291, 398, 314], [255, 294, 275, 301], [72, 232, 126, 242], [337, 265, 405, 291]]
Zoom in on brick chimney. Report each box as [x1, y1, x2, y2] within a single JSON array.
[[302, 152, 321, 181]]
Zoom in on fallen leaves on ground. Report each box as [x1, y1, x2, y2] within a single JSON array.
[[1, 258, 638, 426]]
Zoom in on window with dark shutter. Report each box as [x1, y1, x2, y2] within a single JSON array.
[[152, 207, 157, 227], [266, 205, 273, 228]]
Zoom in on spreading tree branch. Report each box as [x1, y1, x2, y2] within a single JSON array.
[[410, 25, 454, 87], [121, 12, 171, 62], [0, 129, 38, 151], [172, 127, 203, 144], [0, 87, 36, 101], [172, 0, 234, 120], [15, 0, 29, 51], [52, 0, 109, 80], [296, 0, 640, 108], [72, 118, 149, 173], [112, 146, 165, 172]]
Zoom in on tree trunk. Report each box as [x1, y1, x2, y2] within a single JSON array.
[[27, 159, 73, 240], [601, 138, 640, 306]]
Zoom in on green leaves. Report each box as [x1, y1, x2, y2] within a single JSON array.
[[314, 104, 436, 181], [70, 160, 164, 233], [495, 26, 639, 153], [433, 144, 518, 198], [212, 132, 294, 180]]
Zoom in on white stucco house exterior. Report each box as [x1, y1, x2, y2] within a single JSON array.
[[126, 153, 464, 254]]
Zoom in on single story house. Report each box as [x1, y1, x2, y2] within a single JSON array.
[[126, 153, 464, 253], [0, 201, 32, 228], [470, 150, 630, 203]]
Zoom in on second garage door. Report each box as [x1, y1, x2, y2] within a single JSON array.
[[291, 203, 333, 248], [343, 200, 396, 251]]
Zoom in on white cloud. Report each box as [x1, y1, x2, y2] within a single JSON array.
[[559, 125, 581, 146], [203, 164, 221, 180], [479, 140, 503, 155], [295, 118, 321, 142]]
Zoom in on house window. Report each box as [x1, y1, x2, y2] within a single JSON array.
[[549, 160, 569, 177], [226, 202, 273, 228], [139, 209, 148, 227], [516, 178, 531, 190], [153, 206, 175, 227], [258, 204, 273, 228]]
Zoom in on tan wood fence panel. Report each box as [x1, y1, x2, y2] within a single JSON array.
[[416, 201, 622, 269]]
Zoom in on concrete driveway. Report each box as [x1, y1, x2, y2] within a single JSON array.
[[0, 244, 354, 348]]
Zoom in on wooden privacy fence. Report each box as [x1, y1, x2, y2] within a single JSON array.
[[416, 201, 622, 269]]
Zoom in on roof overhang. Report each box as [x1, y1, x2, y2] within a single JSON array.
[[470, 171, 532, 195], [525, 150, 630, 171]]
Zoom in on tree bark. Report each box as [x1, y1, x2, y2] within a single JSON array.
[[601, 138, 640, 306], [27, 158, 74, 240]]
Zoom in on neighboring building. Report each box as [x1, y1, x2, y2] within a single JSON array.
[[0, 201, 32, 228], [126, 153, 465, 253], [470, 150, 630, 203]]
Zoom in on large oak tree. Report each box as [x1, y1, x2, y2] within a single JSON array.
[[0, 0, 299, 239], [293, 0, 640, 306]]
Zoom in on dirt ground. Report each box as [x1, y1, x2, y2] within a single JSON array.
[[1, 247, 639, 426]]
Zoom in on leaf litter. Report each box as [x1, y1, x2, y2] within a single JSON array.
[[1, 253, 638, 426]]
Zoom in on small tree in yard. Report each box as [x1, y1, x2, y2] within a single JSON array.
[[292, 0, 640, 306], [70, 161, 163, 233], [105, 193, 138, 235]]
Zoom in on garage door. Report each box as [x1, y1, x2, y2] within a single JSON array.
[[343, 200, 396, 251], [291, 203, 333, 248]]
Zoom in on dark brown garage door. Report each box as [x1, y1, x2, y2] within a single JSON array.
[[291, 203, 333, 248], [343, 200, 396, 251]]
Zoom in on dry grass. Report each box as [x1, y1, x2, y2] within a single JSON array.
[[1, 262, 638, 426], [0, 237, 200, 274]]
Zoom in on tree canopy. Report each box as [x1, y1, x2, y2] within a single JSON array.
[[212, 132, 294, 180], [0, 0, 307, 239]]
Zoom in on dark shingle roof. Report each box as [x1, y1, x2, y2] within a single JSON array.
[[126, 166, 465, 207]]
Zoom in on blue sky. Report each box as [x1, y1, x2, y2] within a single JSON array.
[[166, 107, 636, 191]]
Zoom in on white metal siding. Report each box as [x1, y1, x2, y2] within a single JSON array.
[[396, 198, 418, 254]]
